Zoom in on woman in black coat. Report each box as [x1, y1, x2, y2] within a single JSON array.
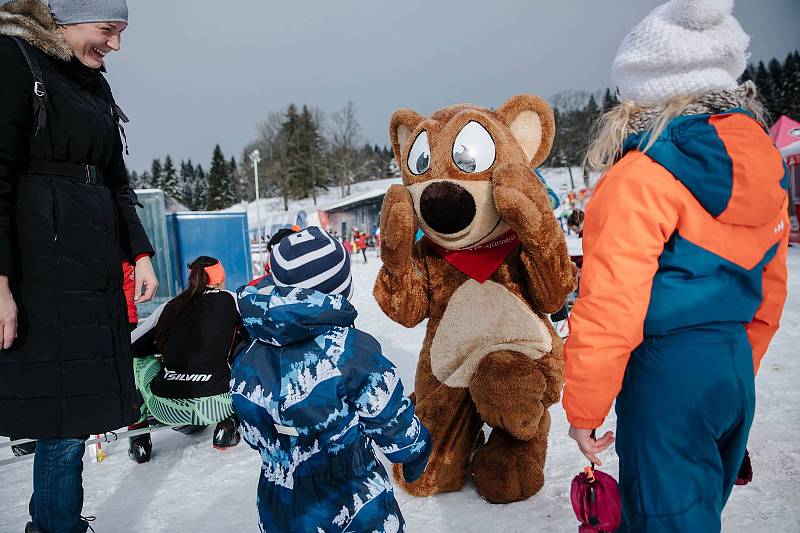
[[0, 1, 157, 531]]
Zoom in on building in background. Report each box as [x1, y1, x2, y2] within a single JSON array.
[[321, 189, 386, 239], [770, 115, 800, 244]]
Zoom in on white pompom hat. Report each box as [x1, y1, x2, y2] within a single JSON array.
[[612, 0, 750, 106]]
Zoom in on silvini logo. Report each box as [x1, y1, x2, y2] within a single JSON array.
[[163, 369, 212, 382]]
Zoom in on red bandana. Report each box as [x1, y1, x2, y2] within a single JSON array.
[[428, 230, 520, 283]]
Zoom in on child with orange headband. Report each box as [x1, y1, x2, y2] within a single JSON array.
[[127, 256, 242, 463]]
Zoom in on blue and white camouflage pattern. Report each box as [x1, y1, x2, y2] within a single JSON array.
[[231, 276, 430, 533]]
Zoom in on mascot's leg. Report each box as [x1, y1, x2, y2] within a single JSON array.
[[393, 350, 484, 496], [470, 411, 551, 503], [469, 350, 550, 441]]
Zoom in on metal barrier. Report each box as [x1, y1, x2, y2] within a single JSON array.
[[0, 424, 179, 468]]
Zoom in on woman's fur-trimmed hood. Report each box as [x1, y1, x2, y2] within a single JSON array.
[[0, 0, 72, 61]]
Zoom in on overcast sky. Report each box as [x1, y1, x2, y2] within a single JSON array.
[[104, 0, 800, 172]]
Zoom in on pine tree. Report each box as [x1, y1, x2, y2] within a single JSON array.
[[206, 145, 235, 210], [178, 159, 196, 209], [194, 164, 208, 211], [740, 63, 756, 84], [388, 156, 401, 179], [583, 94, 601, 140], [787, 51, 800, 119], [297, 105, 326, 203], [150, 158, 164, 190], [578, 95, 601, 184], [227, 156, 239, 204], [755, 61, 776, 121], [768, 58, 784, 119], [601, 88, 616, 113], [546, 107, 565, 168], [162, 155, 180, 200], [275, 104, 301, 210], [235, 147, 258, 203], [129, 170, 143, 189]]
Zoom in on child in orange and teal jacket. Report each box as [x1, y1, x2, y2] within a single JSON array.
[[563, 1, 789, 532]]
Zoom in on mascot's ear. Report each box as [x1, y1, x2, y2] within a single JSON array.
[[390, 109, 426, 165], [496, 94, 555, 168]]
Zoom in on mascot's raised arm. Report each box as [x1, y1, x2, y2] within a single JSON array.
[[373, 95, 577, 503]]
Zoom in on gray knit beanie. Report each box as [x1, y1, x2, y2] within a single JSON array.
[[48, 0, 128, 25]]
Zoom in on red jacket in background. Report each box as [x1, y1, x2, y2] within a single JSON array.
[[122, 260, 137, 324]]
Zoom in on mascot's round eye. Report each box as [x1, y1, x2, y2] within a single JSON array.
[[452, 121, 495, 173], [407, 130, 431, 175]]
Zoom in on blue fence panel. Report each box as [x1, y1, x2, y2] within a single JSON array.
[[167, 212, 253, 291]]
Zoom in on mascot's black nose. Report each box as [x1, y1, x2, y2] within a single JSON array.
[[420, 181, 476, 235]]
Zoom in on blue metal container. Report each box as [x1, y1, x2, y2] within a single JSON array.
[[167, 212, 253, 291]]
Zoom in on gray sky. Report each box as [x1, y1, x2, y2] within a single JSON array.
[[105, 0, 800, 172]]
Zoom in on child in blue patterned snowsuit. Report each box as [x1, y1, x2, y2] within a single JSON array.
[[231, 227, 431, 533]]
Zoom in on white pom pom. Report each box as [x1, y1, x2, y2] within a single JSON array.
[[669, 0, 734, 29]]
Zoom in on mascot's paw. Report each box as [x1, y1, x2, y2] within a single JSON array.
[[469, 350, 547, 441], [471, 424, 548, 504], [379, 184, 418, 271], [491, 163, 544, 236]]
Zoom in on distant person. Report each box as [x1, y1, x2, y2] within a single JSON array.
[[0, 1, 158, 531], [342, 236, 353, 255], [563, 1, 789, 531], [249, 228, 296, 287], [231, 227, 431, 532], [356, 231, 368, 263], [566, 209, 585, 238], [128, 257, 240, 463], [351, 227, 361, 257]]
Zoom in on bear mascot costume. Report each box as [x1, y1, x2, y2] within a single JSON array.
[[374, 95, 577, 503]]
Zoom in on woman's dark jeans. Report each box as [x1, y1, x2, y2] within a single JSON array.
[[29, 438, 88, 533]]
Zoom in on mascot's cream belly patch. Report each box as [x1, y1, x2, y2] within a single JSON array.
[[430, 279, 552, 388]]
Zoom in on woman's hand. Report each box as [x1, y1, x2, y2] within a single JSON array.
[[569, 425, 615, 465], [134, 256, 159, 303], [0, 275, 18, 349]]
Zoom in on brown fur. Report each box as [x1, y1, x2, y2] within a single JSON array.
[[0, 0, 72, 61], [375, 95, 577, 504], [0, 0, 72, 60]]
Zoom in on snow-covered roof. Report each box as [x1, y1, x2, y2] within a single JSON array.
[[323, 189, 388, 212]]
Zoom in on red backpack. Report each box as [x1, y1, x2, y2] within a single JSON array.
[[570, 465, 621, 533]]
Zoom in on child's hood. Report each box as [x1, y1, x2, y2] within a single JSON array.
[[237, 278, 357, 346], [623, 110, 787, 228]]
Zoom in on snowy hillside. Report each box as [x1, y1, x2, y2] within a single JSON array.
[[1, 249, 799, 533]]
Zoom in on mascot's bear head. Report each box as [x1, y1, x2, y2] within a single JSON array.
[[389, 95, 555, 250]]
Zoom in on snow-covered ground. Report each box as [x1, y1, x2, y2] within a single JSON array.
[[2, 249, 798, 533]]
